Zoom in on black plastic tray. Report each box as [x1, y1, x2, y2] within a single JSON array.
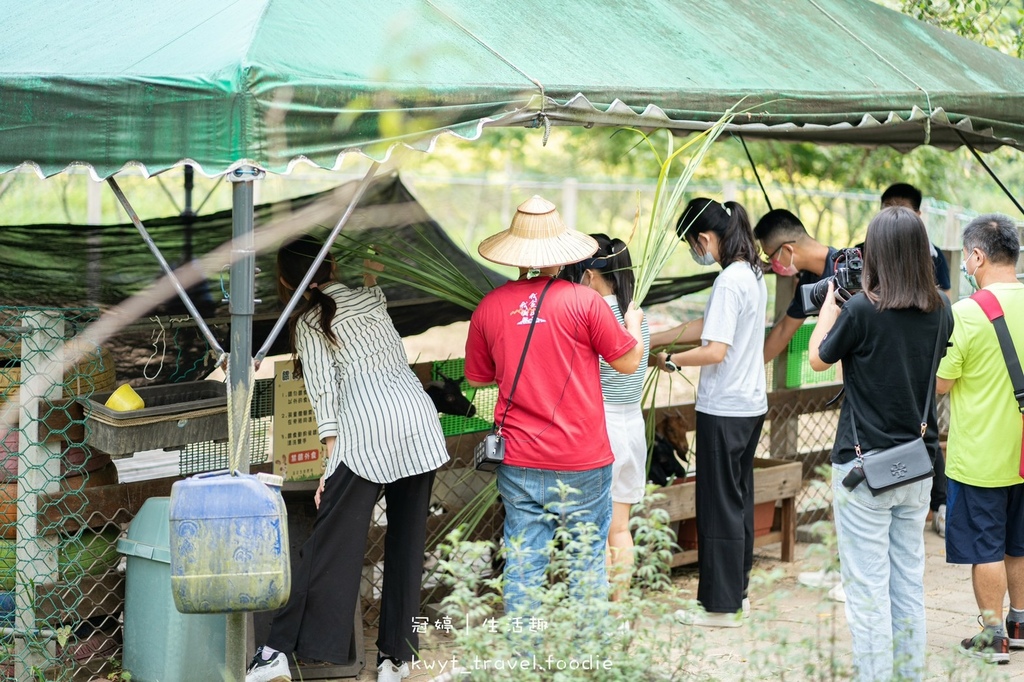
[[88, 381, 227, 421], [84, 381, 228, 456]]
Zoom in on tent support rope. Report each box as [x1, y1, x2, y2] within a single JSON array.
[[736, 135, 773, 211], [423, 0, 545, 104], [956, 130, 1024, 218], [808, 0, 933, 144]]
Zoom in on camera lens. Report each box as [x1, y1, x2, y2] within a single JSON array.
[[808, 276, 834, 311]]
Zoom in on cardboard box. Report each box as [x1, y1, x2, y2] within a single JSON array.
[[272, 360, 326, 482]]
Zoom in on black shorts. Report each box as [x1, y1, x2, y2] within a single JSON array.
[[945, 478, 1024, 564]]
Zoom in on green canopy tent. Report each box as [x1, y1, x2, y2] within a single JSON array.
[[4, 0, 1024, 180], [3, 0, 1024, 677]]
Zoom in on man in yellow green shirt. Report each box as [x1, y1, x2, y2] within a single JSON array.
[[937, 213, 1024, 664]]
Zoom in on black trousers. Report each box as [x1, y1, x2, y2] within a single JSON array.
[[695, 411, 765, 614], [267, 463, 435, 663], [931, 447, 946, 511]]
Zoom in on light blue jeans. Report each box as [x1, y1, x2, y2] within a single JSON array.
[[833, 460, 931, 682], [496, 464, 612, 615]]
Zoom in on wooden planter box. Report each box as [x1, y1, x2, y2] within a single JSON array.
[[647, 457, 802, 568]]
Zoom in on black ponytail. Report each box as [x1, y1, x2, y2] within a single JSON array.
[[606, 237, 635, 314], [559, 233, 638, 313], [719, 201, 762, 277], [677, 198, 762, 278], [277, 235, 339, 378]]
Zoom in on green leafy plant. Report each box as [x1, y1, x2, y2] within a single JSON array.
[[331, 231, 492, 311], [625, 110, 737, 305], [105, 656, 132, 681], [429, 485, 704, 681]]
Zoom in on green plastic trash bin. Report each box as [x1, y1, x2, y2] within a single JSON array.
[[118, 497, 227, 681]]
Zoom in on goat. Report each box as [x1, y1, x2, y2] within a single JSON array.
[[424, 371, 477, 418], [648, 433, 689, 487]]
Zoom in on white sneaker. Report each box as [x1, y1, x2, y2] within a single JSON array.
[[377, 659, 410, 682], [828, 582, 847, 603], [246, 647, 291, 682], [675, 608, 743, 628], [742, 597, 751, 619], [933, 504, 946, 537], [797, 568, 841, 589]]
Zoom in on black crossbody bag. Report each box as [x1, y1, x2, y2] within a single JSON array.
[[473, 278, 554, 472], [843, 302, 947, 495]]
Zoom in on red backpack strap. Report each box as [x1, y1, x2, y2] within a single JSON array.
[[971, 289, 1024, 479], [971, 289, 1005, 322]]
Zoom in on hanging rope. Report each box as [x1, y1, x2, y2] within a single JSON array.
[[142, 315, 166, 380], [736, 135, 773, 211], [808, 0, 934, 145], [423, 0, 550, 140], [225, 354, 258, 475], [955, 130, 1024, 218]]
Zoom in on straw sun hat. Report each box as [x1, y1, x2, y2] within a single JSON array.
[[478, 196, 598, 268]]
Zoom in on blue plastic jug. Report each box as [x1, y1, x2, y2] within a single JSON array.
[[169, 471, 290, 614]]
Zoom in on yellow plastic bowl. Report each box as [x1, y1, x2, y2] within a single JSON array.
[[104, 384, 145, 412]]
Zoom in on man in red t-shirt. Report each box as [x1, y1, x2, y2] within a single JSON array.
[[465, 195, 643, 615]]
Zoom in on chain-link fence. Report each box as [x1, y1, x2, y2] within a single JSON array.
[[0, 305, 123, 681]]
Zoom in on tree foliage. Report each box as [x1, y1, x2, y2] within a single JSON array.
[[895, 0, 1024, 58]]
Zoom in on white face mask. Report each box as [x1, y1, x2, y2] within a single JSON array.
[[960, 251, 980, 291], [690, 237, 716, 266]]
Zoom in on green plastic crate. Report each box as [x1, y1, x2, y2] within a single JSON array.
[[785, 323, 837, 388], [431, 359, 497, 437]]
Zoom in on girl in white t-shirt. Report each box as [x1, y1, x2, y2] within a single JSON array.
[[651, 198, 767, 627]]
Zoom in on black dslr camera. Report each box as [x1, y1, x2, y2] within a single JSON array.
[[799, 248, 863, 315]]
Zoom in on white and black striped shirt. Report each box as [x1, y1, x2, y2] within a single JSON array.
[[599, 297, 650, 404], [295, 283, 449, 484]]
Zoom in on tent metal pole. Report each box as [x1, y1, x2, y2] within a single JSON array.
[[106, 177, 226, 357], [253, 161, 381, 366], [226, 164, 263, 682]]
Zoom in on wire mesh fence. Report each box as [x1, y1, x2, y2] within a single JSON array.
[[178, 378, 273, 477], [0, 305, 123, 681]]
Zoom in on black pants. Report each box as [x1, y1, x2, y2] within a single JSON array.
[[267, 463, 435, 663], [931, 447, 946, 511], [695, 411, 765, 614]]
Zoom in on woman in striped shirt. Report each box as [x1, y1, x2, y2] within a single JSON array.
[[248, 235, 449, 682], [561, 234, 651, 600]]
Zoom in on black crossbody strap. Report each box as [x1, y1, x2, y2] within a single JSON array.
[[849, 295, 948, 455], [496, 277, 555, 435]]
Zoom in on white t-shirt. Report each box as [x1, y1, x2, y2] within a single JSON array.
[[696, 261, 768, 417]]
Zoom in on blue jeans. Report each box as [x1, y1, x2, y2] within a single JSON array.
[[833, 460, 930, 682], [496, 464, 612, 615]]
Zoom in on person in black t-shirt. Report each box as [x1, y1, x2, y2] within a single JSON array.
[[880, 183, 951, 293], [808, 206, 953, 681], [855, 183, 952, 536], [753, 209, 838, 363]]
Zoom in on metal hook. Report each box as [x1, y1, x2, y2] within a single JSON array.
[[219, 265, 230, 303]]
